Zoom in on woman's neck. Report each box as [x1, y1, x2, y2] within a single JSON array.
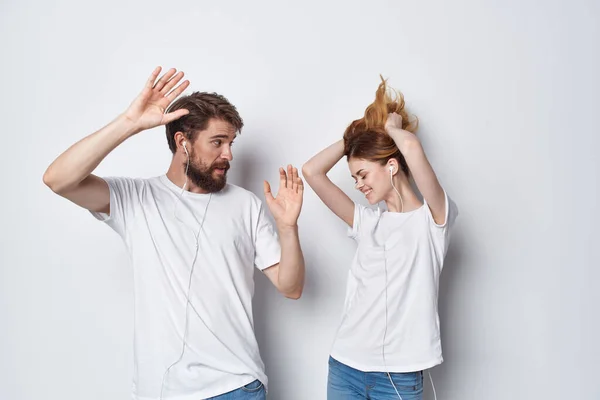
[[384, 176, 422, 213]]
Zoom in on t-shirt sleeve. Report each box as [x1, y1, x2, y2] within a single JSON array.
[[347, 203, 362, 240], [424, 190, 459, 254], [90, 176, 141, 240], [253, 203, 282, 271], [347, 203, 378, 242]]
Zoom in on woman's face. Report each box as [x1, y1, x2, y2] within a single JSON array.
[[348, 157, 391, 205]]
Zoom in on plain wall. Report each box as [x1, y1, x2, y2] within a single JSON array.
[[1, 0, 598, 399]]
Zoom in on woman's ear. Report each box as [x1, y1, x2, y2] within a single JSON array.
[[387, 160, 398, 175]]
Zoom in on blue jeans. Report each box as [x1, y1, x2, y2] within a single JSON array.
[[328, 356, 423, 400], [205, 379, 266, 400]]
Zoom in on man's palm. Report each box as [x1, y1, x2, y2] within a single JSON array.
[[124, 67, 190, 131], [264, 165, 304, 227]]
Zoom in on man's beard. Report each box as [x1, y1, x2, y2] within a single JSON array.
[[185, 156, 230, 193]]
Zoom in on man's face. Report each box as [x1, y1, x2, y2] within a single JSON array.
[[186, 118, 237, 193]]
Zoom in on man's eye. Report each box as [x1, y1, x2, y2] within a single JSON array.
[[213, 140, 222, 146]]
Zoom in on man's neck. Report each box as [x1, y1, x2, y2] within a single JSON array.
[[166, 160, 210, 194]]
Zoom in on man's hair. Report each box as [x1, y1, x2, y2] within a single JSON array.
[[165, 92, 244, 153]]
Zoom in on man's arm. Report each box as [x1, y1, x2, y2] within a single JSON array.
[[42, 67, 190, 214], [262, 165, 305, 299], [43, 117, 137, 213]]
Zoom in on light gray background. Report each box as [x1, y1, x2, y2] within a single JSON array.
[[1, 1, 598, 399]]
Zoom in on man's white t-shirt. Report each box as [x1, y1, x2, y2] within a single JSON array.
[[330, 191, 458, 373], [91, 175, 281, 400]]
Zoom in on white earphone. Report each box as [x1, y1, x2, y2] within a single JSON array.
[[388, 164, 404, 213], [160, 137, 214, 400], [383, 162, 437, 400], [382, 162, 437, 399]]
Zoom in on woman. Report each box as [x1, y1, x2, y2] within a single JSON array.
[[302, 78, 458, 400]]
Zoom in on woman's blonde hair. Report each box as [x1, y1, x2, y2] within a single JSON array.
[[343, 76, 418, 176]]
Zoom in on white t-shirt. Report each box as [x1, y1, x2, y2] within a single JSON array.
[[91, 175, 281, 400], [330, 191, 458, 373]]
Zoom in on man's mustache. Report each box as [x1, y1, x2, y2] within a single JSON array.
[[211, 162, 230, 171]]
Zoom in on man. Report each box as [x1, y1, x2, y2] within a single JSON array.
[[43, 67, 305, 400]]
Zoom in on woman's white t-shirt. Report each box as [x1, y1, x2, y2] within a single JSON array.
[[330, 191, 458, 372]]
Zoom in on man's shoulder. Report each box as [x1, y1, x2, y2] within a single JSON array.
[[102, 175, 155, 185], [222, 184, 262, 202]]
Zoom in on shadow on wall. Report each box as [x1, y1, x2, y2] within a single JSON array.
[[432, 221, 468, 399]]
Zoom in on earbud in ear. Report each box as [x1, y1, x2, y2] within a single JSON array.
[[389, 165, 394, 173], [182, 141, 187, 149]]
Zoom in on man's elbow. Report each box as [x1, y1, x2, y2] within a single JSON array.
[[282, 286, 303, 300]]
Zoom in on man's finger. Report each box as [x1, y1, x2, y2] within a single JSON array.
[[263, 181, 275, 202], [287, 165, 293, 189], [279, 167, 287, 189], [291, 166, 298, 192], [166, 80, 190, 102], [161, 71, 185, 95], [163, 109, 189, 125], [145, 66, 162, 89], [153, 68, 177, 92]]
